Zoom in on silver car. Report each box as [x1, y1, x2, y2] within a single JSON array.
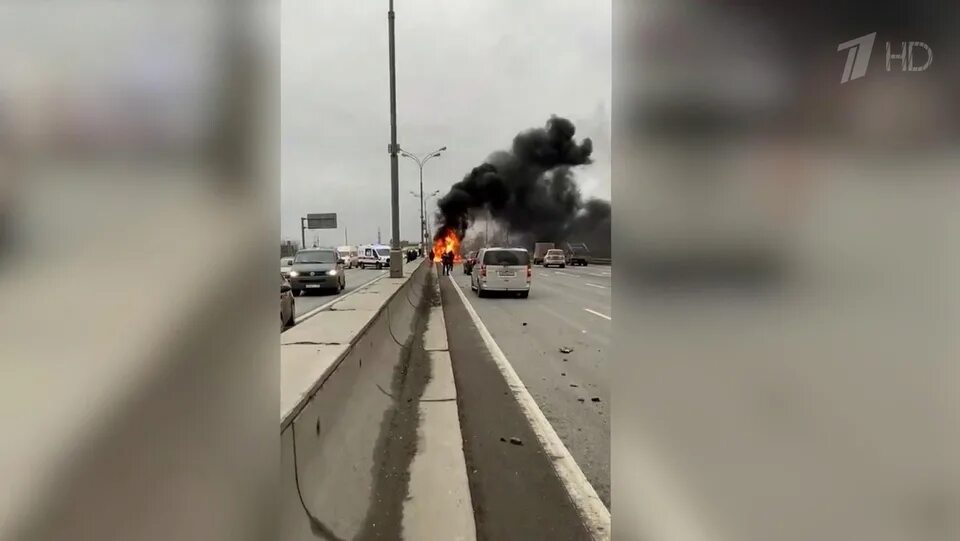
[[471, 248, 531, 298], [543, 249, 566, 268]]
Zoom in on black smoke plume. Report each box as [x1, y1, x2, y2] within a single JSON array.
[[434, 116, 610, 254]]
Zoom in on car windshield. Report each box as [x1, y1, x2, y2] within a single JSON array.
[[483, 250, 529, 266], [337, 250, 350, 257], [295, 250, 336, 264], [376, 248, 390, 256], [546, 250, 563, 256]]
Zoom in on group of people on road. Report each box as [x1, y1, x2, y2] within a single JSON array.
[[440, 250, 454, 275]]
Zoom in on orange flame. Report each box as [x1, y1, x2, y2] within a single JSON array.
[[432, 228, 462, 262]]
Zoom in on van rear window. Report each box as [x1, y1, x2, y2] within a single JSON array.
[[483, 250, 529, 266]]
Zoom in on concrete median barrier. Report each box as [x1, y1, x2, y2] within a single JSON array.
[[280, 258, 430, 540]]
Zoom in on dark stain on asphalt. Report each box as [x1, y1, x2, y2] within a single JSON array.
[[355, 270, 436, 540]]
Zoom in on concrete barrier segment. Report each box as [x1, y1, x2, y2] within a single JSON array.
[[402, 264, 476, 540], [280, 259, 431, 540], [280, 259, 426, 427]]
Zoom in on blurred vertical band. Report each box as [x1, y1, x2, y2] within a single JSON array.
[[0, 2, 278, 540], [615, 1, 959, 540]]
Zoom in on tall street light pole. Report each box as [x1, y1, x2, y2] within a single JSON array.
[[387, 0, 402, 277], [400, 146, 446, 253]]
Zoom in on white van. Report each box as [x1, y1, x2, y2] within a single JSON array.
[[358, 244, 391, 269], [470, 247, 531, 298], [336, 245, 359, 268]]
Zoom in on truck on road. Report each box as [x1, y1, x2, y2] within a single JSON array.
[[566, 242, 591, 266], [532, 242, 554, 265]]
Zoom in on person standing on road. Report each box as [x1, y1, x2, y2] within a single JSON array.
[[443, 250, 453, 275]]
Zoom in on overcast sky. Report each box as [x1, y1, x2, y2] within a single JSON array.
[[281, 0, 611, 247]]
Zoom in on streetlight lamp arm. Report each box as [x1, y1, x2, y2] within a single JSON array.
[[398, 150, 422, 167], [400, 146, 446, 166], [397, 145, 446, 255]]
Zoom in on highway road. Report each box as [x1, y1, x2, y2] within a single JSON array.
[[447, 262, 611, 507], [285, 267, 389, 328]]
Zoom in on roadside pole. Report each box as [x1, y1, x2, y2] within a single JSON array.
[[387, 0, 402, 278]]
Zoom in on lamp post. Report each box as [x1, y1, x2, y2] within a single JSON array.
[[400, 146, 446, 254]]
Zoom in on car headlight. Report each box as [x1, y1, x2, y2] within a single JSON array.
[[327, 269, 338, 276], [288, 271, 299, 277]]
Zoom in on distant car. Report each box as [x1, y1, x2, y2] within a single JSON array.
[[288, 248, 345, 295], [337, 245, 358, 268], [470, 247, 531, 298], [280, 257, 294, 278], [463, 251, 478, 274], [543, 249, 566, 268], [281, 274, 296, 329], [406, 248, 418, 262]]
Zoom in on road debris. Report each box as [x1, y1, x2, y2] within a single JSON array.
[[509, 437, 523, 446], [522, 322, 528, 326], [577, 398, 585, 402], [591, 397, 601, 402], [559, 346, 573, 354], [570, 384, 578, 388]]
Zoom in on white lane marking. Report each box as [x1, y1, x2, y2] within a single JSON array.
[[554, 271, 577, 277], [448, 275, 611, 539], [586, 272, 609, 278], [292, 271, 387, 324], [584, 308, 612, 321], [585, 283, 608, 289]]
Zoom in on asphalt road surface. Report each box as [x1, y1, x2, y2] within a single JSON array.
[[286, 267, 388, 327], [448, 262, 611, 507]]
